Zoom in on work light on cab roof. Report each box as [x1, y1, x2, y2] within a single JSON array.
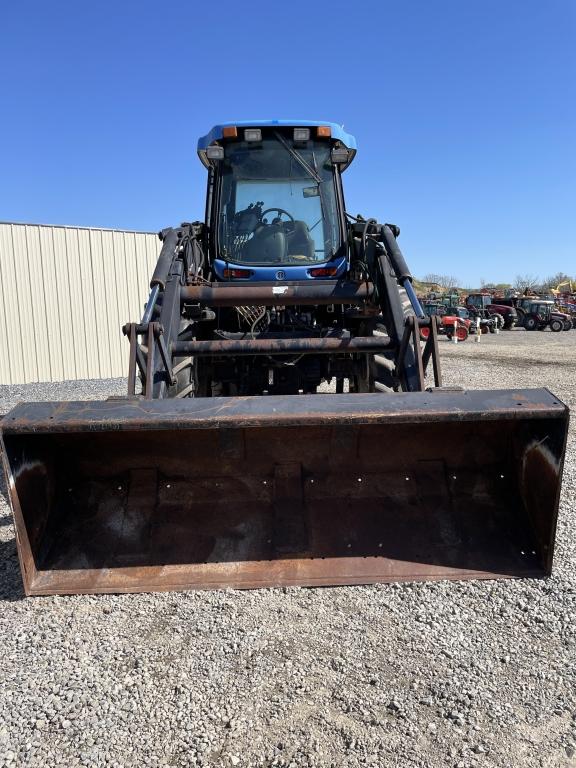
[[197, 120, 357, 169]]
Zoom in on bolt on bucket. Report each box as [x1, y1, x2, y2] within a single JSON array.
[[0, 389, 568, 596]]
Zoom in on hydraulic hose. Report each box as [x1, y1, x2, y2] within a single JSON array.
[[381, 225, 425, 318], [141, 284, 160, 324], [403, 279, 425, 319]]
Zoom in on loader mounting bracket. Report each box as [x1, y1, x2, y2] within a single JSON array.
[[123, 322, 176, 397]]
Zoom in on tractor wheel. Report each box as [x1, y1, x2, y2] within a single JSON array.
[[356, 285, 414, 393], [563, 320, 571, 331], [370, 318, 401, 392], [456, 324, 469, 342], [524, 316, 537, 331], [166, 322, 193, 397], [550, 319, 563, 333], [350, 320, 389, 393], [492, 313, 505, 330], [171, 321, 211, 397], [489, 322, 496, 334], [378, 284, 414, 389]]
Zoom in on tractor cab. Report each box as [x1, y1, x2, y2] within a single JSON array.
[[446, 305, 470, 320], [422, 301, 445, 316], [531, 302, 552, 319], [197, 122, 356, 281], [466, 293, 492, 310], [517, 297, 539, 312]]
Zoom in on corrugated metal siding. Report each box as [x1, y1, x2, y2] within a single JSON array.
[[0, 222, 159, 384]]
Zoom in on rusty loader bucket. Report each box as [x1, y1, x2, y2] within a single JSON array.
[[0, 388, 568, 595]]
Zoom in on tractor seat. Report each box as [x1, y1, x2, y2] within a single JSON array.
[[286, 220, 314, 260], [241, 225, 287, 263]]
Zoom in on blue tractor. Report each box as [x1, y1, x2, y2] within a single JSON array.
[[151, 119, 429, 396], [1, 120, 568, 595]]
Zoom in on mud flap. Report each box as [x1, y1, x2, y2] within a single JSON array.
[[0, 388, 568, 595]]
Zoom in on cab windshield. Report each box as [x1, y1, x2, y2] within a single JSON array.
[[468, 295, 489, 309], [217, 135, 341, 265]]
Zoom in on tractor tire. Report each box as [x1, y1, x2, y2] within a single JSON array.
[[352, 320, 391, 393], [563, 320, 571, 331], [171, 321, 200, 397], [357, 286, 413, 393], [170, 320, 215, 397], [454, 324, 469, 342], [399, 285, 413, 323], [550, 319, 563, 333], [446, 326, 468, 342], [492, 312, 505, 330], [524, 316, 537, 331]]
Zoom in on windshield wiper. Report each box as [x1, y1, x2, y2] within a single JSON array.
[[273, 130, 336, 258], [272, 131, 323, 184]]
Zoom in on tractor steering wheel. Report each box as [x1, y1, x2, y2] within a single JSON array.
[[261, 207, 294, 224]]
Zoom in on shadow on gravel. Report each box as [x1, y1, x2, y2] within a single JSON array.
[[0, 458, 24, 600], [0, 455, 9, 502], [0, 538, 25, 601], [0, 476, 11, 521], [0, 464, 13, 525]]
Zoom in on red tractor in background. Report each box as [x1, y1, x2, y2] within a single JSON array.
[[519, 301, 567, 332], [420, 302, 472, 341], [465, 293, 517, 329], [493, 296, 572, 330]]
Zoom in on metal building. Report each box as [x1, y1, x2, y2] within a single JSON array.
[[0, 222, 159, 385]]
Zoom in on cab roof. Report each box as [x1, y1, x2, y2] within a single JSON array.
[[197, 120, 357, 169]]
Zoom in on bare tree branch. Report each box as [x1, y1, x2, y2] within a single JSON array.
[[514, 273, 540, 292]]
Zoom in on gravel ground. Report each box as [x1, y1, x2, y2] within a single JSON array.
[[1, 330, 575, 768]]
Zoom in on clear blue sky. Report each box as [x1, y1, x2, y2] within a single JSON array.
[[1, 0, 574, 286]]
